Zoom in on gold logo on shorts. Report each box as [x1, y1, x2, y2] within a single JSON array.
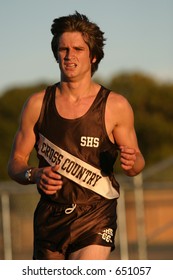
[[98, 228, 113, 243]]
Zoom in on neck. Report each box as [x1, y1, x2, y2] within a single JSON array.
[[58, 80, 96, 101]]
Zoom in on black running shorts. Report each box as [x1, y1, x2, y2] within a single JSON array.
[[33, 197, 117, 259]]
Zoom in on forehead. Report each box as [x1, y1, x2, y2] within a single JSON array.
[[58, 32, 88, 46]]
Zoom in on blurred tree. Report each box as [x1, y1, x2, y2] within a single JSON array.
[[109, 72, 173, 166]]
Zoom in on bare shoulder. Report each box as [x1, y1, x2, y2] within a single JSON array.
[[107, 91, 133, 114], [21, 90, 46, 123], [25, 90, 45, 108]]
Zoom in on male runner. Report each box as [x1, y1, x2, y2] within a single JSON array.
[[8, 11, 145, 259]]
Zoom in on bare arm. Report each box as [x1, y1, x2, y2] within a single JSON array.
[[109, 93, 145, 176], [7, 91, 63, 194], [8, 93, 40, 183]]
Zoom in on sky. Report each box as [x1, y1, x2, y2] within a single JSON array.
[[0, 0, 173, 94]]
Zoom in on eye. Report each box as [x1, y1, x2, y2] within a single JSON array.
[[74, 47, 84, 51], [58, 47, 68, 52]]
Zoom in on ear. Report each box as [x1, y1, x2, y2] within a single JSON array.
[[92, 56, 97, 63]]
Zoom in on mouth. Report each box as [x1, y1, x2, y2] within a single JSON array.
[[64, 63, 77, 69]]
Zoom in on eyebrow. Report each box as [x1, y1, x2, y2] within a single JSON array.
[[58, 45, 85, 50]]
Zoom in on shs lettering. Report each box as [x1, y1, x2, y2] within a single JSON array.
[[80, 136, 99, 148]]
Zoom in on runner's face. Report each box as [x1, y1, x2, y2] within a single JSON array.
[[57, 32, 95, 81]]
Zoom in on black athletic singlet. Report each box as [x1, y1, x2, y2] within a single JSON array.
[[34, 83, 120, 204]]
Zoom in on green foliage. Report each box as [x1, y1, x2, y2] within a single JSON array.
[[109, 72, 173, 165], [0, 73, 173, 180]]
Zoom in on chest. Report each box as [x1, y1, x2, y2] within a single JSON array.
[[55, 95, 96, 119], [54, 93, 116, 144]]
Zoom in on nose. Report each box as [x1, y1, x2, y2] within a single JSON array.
[[65, 48, 74, 60]]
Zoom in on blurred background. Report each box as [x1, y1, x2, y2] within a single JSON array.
[[0, 0, 173, 260]]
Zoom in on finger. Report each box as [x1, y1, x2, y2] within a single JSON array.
[[40, 171, 63, 188], [39, 186, 57, 195], [42, 177, 63, 186], [119, 145, 136, 154], [120, 157, 134, 167], [121, 163, 133, 171], [42, 167, 62, 181], [39, 180, 62, 195], [121, 151, 136, 163], [51, 164, 61, 173]]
